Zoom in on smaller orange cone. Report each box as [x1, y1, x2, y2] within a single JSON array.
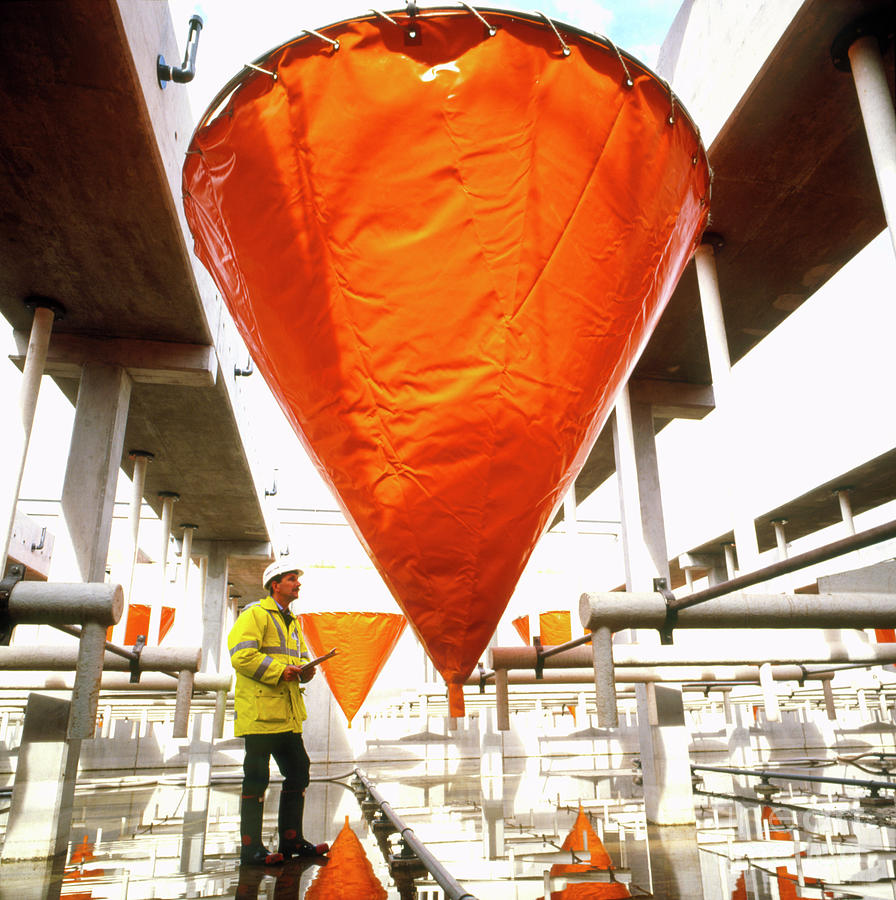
[[512, 615, 530, 645], [300, 612, 406, 726], [539, 611, 573, 646], [305, 817, 387, 899]]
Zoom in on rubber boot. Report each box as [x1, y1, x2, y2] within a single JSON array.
[[240, 794, 283, 865], [277, 790, 329, 858]]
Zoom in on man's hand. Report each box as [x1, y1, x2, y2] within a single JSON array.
[[299, 665, 315, 683], [281, 665, 303, 682]]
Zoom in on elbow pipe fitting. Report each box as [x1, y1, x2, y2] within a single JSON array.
[[157, 14, 204, 87]]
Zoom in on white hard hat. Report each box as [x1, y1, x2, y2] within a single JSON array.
[[262, 558, 304, 590]]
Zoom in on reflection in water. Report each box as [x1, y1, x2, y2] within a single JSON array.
[[305, 817, 388, 899]]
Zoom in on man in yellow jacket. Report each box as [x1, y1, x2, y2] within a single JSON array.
[[228, 558, 325, 865]]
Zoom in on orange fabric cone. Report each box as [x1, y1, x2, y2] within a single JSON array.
[[300, 612, 405, 726], [305, 818, 387, 899], [540, 611, 573, 646], [552, 807, 614, 875], [183, 11, 710, 715], [512, 615, 530, 645]]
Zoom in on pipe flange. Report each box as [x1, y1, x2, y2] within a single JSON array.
[[831, 12, 893, 72]]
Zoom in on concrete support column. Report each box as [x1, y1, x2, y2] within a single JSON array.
[[149, 491, 179, 645], [180, 523, 198, 594], [563, 484, 577, 536], [693, 241, 760, 573], [612, 384, 697, 830], [835, 488, 856, 535], [201, 543, 230, 674], [1, 300, 63, 572], [61, 363, 132, 583], [845, 33, 896, 258]]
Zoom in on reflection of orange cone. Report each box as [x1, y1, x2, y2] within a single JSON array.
[[300, 612, 406, 726], [183, 12, 710, 718], [731, 872, 748, 900], [552, 808, 614, 874], [69, 834, 94, 865], [540, 884, 631, 899], [305, 817, 387, 899], [762, 806, 792, 841]]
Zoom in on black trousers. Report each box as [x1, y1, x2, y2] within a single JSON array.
[[241, 731, 310, 798]]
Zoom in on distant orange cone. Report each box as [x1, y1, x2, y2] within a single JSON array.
[[512, 615, 530, 645], [300, 612, 406, 726], [305, 818, 387, 899]]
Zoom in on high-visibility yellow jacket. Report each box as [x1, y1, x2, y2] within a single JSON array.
[[228, 595, 311, 736]]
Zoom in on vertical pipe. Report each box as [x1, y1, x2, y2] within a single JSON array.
[[723, 542, 737, 579], [773, 520, 789, 561], [126, 451, 153, 598], [173, 669, 194, 739], [836, 488, 856, 535], [759, 662, 781, 722], [693, 242, 760, 572], [822, 680, 837, 721], [213, 689, 227, 739], [847, 35, 896, 258], [180, 524, 198, 594], [151, 491, 179, 644], [563, 485, 577, 536], [495, 668, 509, 732], [69, 620, 109, 739], [0, 301, 61, 572], [591, 625, 618, 728]]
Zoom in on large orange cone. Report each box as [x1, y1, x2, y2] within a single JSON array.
[[305, 818, 387, 899], [183, 9, 710, 715], [300, 612, 406, 726]]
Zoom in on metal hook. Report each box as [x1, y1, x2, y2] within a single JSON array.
[[370, 8, 399, 25], [245, 62, 277, 80], [537, 12, 571, 56], [302, 28, 340, 51], [460, 3, 497, 37], [601, 34, 634, 88]]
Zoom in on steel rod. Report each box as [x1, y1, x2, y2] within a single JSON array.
[[668, 519, 896, 611], [353, 768, 479, 900], [692, 764, 896, 793]]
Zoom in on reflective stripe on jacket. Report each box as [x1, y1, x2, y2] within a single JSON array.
[[228, 595, 311, 736]]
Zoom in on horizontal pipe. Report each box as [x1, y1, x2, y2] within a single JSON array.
[[469, 665, 834, 685], [0, 671, 230, 692], [692, 764, 896, 793], [8, 581, 123, 626], [0, 646, 201, 672], [669, 519, 896, 612], [354, 768, 478, 900], [580, 591, 896, 633], [490, 643, 896, 670]]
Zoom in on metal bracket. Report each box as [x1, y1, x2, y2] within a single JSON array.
[[129, 634, 146, 683], [654, 577, 677, 645], [404, 1, 422, 45], [0, 564, 26, 646], [533, 635, 545, 679]]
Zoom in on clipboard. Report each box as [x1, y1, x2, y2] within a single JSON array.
[[299, 648, 338, 673]]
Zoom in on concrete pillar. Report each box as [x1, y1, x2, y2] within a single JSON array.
[[180, 710, 214, 874], [61, 363, 132, 583], [1, 694, 80, 863], [693, 241, 760, 572], [202, 543, 230, 674], [480, 707, 505, 860], [612, 384, 698, 831], [149, 491, 179, 645], [835, 488, 856, 535], [1, 301, 61, 574]]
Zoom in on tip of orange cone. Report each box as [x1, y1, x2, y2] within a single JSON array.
[[447, 682, 465, 717]]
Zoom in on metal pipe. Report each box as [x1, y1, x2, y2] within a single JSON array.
[[495, 667, 509, 731], [353, 768, 478, 900], [0, 645, 200, 672], [592, 625, 617, 727], [835, 488, 856, 536], [0, 671, 229, 692], [151, 491, 179, 644], [125, 451, 153, 608], [0, 301, 60, 572], [9, 581, 122, 626], [180, 524, 198, 593], [581, 589, 896, 632], [692, 764, 896, 795], [492, 643, 896, 669], [758, 662, 780, 722], [847, 33, 896, 258], [173, 669, 194, 738], [772, 520, 788, 561], [666, 519, 896, 612], [467, 665, 835, 685]]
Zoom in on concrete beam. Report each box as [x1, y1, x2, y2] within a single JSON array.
[[187, 540, 272, 560], [628, 378, 715, 419], [11, 332, 217, 387]]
